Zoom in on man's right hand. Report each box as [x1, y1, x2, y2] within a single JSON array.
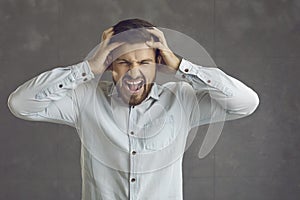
[[88, 27, 124, 75]]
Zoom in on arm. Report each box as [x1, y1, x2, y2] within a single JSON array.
[[176, 58, 260, 128], [7, 61, 94, 127], [145, 27, 259, 127], [8, 27, 122, 127]]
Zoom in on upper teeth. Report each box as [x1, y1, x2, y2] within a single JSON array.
[[126, 80, 143, 85]]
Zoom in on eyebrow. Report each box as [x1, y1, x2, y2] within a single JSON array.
[[115, 58, 154, 62]]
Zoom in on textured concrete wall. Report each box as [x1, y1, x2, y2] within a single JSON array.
[[1, 0, 300, 199]]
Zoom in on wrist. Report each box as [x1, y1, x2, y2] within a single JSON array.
[[173, 56, 181, 71], [168, 54, 180, 71], [87, 60, 104, 75]]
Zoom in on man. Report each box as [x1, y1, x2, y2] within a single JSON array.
[[8, 19, 259, 200]]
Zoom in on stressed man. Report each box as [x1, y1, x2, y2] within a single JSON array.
[[8, 19, 259, 200]]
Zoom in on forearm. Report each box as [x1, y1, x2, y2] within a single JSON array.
[[176, 59, 259, 117], [88, 60, 107, 75], [8, 61, 94, 120]]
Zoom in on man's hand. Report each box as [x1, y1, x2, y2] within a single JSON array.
[[146, 27, 181, 72], [88, 27, 124, 75]]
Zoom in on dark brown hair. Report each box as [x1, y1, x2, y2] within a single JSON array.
[[110, 18, 159, 44], [113, 18, 154, 34]]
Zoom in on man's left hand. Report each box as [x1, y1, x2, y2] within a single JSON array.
[[146, 27, 181, 71]]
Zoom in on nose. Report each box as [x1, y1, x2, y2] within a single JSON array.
[[129, 61, 140, 69], [127, 62, 141, 78]]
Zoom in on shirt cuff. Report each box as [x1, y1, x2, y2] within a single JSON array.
[[175, 58, 233, 96], [35, 61, 95, 100], [70, 60, 95, 84], [176, 58, 218, 84]]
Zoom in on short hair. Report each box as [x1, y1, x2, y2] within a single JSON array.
[[109, 18, 159, 44]]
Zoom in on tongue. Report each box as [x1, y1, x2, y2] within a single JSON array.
[[129, 84, 139, 91]]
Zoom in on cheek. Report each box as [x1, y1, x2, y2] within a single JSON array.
[[112, 67, 127, 82], [112, 71, 119, 83], [141, 66, 156, 82]]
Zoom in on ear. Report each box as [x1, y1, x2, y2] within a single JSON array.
[[156, 54, 162, 64], [112, 67, 118, 77]]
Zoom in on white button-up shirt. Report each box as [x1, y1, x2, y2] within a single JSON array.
[[8, 58, 259, 200]]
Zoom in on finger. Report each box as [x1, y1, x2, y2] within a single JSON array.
[[147, 27, 163, 35], [95, 41, 124, 61], [102, 27, 113, 35], [101, 27, 114, 41], [104, 42, 125, 67], [146, 28, 163, 39], [104, 26, 113, 33], [106, 41, 125, 52], [145, 41, 168, 51], [101, 31, 115, 47], [147, 28, 167, 45], [102, 30, 114, 42]]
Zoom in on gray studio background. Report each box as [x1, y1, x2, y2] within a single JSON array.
[[1, 0, 300, 199]]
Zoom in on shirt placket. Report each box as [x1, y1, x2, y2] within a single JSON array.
[[128, 105, 138, 200]]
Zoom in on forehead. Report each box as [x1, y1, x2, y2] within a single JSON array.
[[112, 43, 156, 60]]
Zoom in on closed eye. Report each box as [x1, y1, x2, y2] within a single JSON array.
[[117, 61, 130, 65], [140, 60, 153, 65]]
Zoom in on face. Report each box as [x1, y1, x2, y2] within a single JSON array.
[[111, 43, 158, 106]]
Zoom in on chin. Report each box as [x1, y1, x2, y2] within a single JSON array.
[[119, 84, 152, 106]]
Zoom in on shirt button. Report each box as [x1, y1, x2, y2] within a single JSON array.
[[181, 74, 186, 79], [130, 131, 134, 135], [132, 150, 136, 155], [82, 72, 87, 77], [184, 68, 189, 72], [59, 84, 63, 88], [207, 80, 211, 83], [131, 178, 136, 182]]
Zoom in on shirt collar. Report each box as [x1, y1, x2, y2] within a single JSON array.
[[146, 82, 160, 101]]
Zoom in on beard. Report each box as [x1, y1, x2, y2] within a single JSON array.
[[113, 74, 154, 106]]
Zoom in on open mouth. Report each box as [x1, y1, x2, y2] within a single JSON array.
[[123, 78, 145, 94]]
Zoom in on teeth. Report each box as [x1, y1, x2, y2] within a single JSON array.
[[126, 80, 143, 85], [124, 79, 144, 92]]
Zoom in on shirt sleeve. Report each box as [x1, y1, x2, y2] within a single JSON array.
[[175, 58, 260, 128], [7, 61, 95, 127]]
